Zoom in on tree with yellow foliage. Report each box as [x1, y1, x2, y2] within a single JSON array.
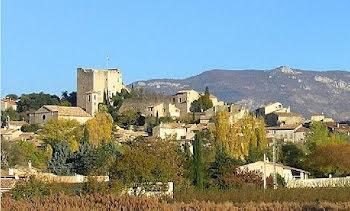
[[85, 111, 113, 147], [40, 119, 83, 151], [212, 110, 267, 160]]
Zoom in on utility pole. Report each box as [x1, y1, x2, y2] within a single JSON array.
[[273, 138, 277, 189], [263, 153, 267, 190]]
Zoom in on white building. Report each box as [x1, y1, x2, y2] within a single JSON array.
[[240, 161, 310, 181]]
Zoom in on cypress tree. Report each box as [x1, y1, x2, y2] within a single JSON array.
[[193, 132, 204, 189], [205, 86, 210, 96]]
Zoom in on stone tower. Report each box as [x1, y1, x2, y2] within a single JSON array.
[[77, 68, 126, 115]]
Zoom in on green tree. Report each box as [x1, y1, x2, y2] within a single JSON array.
[[47, 142, 74, 175], [6, 94, 18, 100], [116, 109, 142, 129], [1, 140, 26, 168], [19, 141, 50, 169], [72, 142, 97, 175], [1, 108, 20, 123], [11, 176, 50, 200], [193, 133, 204, 189], [205, 86, 210, 96], [21, 124, 40, 132], [61, 91, 77, 106], [280, 143, 306, 169], [17, 92, 60, 113], [306, 122, 348, 151]]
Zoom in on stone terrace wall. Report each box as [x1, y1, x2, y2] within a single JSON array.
[[119, 97, 172, 113]]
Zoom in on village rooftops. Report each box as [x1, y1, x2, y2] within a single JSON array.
[[295, 126, 310, 133], [176, 90, 197, 94], [266, 123, 302, 130], [8, 121, 27, 126], [272, 111, 303, 117], [261, 102, 281, 107], [158, 123, 185, 129], [41, 105, 92, 117]]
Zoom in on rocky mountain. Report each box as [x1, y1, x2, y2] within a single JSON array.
[[131, 66, 350, 121]]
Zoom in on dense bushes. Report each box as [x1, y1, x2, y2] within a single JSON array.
[[47, 141, 121, 176], [21, 123, 40, 132]]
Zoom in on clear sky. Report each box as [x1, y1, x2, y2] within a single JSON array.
[[2, 0, 350, 96]]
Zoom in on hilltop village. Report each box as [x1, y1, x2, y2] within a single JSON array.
[[1, 67, 350, 196]]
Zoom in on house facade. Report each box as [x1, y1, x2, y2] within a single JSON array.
[[172, 90, 200, 116], [266, 124, 308, 143]]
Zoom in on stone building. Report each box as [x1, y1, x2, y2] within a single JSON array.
[[265, 124, 309, 143], [265, 112, 304, 126], [172, 90, 200, 116], [239, 161, 310, 181], [256, 102, 290, 117], [311, 113, 334, 123], [29, 105, 92, 126], [200, 104, 248, 124], [77, 68, 127, 116]]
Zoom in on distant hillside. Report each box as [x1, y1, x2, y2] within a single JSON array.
[[131, 66, 350, 121]]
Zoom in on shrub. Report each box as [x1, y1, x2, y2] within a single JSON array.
[[11, 176, 50, 200], [21, 124, 40, 132]]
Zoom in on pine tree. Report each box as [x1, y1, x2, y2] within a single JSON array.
[[47, 143, 74, 175]]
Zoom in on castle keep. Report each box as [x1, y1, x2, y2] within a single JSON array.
[[77, 68, 126, 116]]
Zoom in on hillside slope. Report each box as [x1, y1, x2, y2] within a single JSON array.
[[131, 66, 350, 120]]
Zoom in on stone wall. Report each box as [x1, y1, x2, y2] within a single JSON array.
[[286, 177, 350, 188]]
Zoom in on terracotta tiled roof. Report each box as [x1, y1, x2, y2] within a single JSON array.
[[266, 124, 302, 130], [159, 123, 185, 129], [295, 126, 310, 133], [0, 169, 10, 177], [43, 105, 91, 117], [0, 179, 17, 189], [1, 99, 16, 105], [8, 121, 27, 126], [273, 112, 303, 117]]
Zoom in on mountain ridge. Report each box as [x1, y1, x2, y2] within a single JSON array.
[[131, 66, 350, 121]]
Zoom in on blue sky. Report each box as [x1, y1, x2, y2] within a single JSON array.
[[2, 0, 350, 96]]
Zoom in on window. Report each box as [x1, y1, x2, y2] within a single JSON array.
[[148, 107, 153, 111], [42, 115, 46, 120], [178, 98, 182, 103], [88, 95, 91, 102], [94, 95, 96, 100], [173, 98, 175, 103]]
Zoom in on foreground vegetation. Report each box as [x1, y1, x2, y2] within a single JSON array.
[[2, 192, 350, 211]]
